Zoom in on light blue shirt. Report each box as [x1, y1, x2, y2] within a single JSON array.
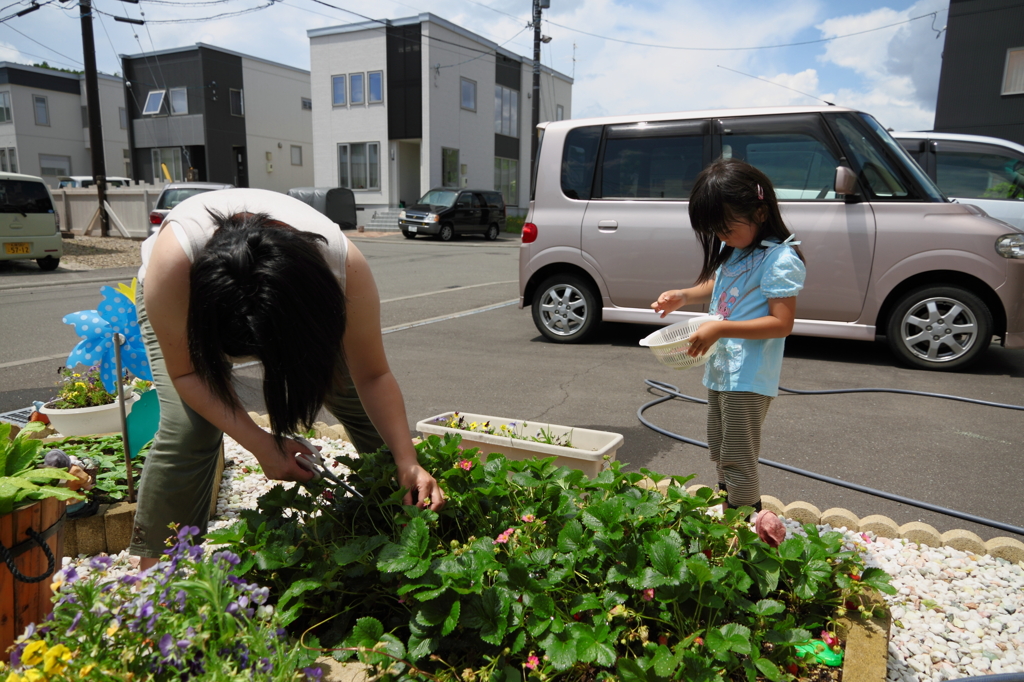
[[703, 239, 806, 397]]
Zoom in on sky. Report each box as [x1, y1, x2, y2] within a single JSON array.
[[0, 0, 949, 132]]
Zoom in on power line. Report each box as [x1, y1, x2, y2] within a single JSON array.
[[0, 18, 82, 65], [94, 0, 274, 24]]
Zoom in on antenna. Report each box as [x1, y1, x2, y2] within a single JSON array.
[[716, 65, 835, 106]]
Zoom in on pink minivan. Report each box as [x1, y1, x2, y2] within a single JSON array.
[[519, 106, 1024, 370]]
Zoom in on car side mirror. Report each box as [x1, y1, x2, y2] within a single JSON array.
[[835, 166, 859, 198]]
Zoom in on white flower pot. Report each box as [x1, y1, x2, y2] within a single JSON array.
[[40, 393, 139, 437], [416, 411, 623, 478]]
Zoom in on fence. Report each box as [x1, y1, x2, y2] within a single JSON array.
[[53, 186, 166, 240]]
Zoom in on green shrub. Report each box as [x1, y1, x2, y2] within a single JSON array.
[[505, 216, 525, 233], [209, 435, 893, 681]]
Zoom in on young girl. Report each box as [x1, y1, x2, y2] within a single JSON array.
[[652, 158, 805, 543]]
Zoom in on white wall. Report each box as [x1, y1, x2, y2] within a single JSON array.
[[242, 57, 314, 193], [422, 21, 495, 195], [80, 74, 131, 180], [515, 65, 573, 211], [310, 30, 389, 209], [11, 84, 89, 183]]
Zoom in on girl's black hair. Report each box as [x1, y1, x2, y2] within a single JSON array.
[[689, 157, 804, 284], [187, 210, 346, 438]]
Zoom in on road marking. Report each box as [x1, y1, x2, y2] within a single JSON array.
[[379, 280, 516, 304], [0, 353, 70, 370]]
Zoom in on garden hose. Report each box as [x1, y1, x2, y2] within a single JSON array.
[[638, 379, 1024, 537]]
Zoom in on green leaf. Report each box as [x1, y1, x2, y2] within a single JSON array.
[[557, 519, 587, 553], [616, 658, 651, 682], [651, 644, 680, 677], [278, 577, 321, 612], [334, 535, 389, 566], [205, 520, 248, 544], [540, 630, 577, 671], [377, 518, 430, 577], [18, 468, 78, 484], [754, 657, 783, 682], [778, 537, 805, 561], [862, 567, 897, 594], [442, 600, 460, 636], [752, 599, 785, 616], [461, 589, 510, 645], [706, 623, 752, 657], [348, 617, 385, 646]]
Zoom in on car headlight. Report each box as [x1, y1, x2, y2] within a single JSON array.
[[995, 233, 1024, 259], [399, 210, 406, 220], [427, 213, 440, 222]]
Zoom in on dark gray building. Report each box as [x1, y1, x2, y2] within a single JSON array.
[[933, 0, 1024, 146], [121, 43, 313, 193]]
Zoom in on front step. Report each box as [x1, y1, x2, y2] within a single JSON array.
[[367, 208, 401, 231]]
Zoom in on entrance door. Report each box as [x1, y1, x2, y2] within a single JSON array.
[[233, 146, 248, 188]]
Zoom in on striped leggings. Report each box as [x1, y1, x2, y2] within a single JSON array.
[[706, 389, 774, 508]]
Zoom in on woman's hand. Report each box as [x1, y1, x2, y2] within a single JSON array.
[[651, 289, 686, 318], [255, 436, 317, 483], [396, 463, 446, 511], [686, 320, 723, 357]]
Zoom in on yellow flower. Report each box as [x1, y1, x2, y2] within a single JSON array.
[[105, 622, 119, 637], [79, 665, 95, 677], [22, 671, 43, 682], [21, 641, 47, 666], [74, 382, 86, 390], [50, 579, 64, 594], [5, 671, 24, 682], [43, 644, 71, 674]]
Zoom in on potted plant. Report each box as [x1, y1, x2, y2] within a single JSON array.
[[1, 421, 85, 661], [416, 411, 623, 477], [38, 365, 140, 437]]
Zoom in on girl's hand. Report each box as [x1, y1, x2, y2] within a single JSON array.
[[687, 321, 723, 357], [652, 290, 686, 318], [396, 464, 446, 511], [257, 437, 317, 483]]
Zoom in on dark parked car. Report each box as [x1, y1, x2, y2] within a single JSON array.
[[398, 188, 506, 241]]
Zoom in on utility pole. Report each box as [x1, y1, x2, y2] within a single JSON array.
[[81, 0, 110, 236], [530, 0, 548, 188]]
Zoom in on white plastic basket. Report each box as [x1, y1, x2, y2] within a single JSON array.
[[639, 314, 723, 370]]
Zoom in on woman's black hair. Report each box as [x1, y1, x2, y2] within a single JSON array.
[[187, 210, 346, 438], [689, 157, 804, 284]]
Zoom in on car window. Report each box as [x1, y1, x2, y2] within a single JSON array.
[[156, 187, 216, 210], [935, 144, 1024, 201], [418, 189, 457, 207], [720, 114, 841, 200], [600, 122, 704, 200], [471, 194, 483, 208], [456, 193, 473, 208], [561, 125, 602, 200], [0, 180, 54, 213], [825, 115, 912, 199], [897, 138, 929, 170]]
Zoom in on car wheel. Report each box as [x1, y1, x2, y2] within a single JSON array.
[[485, 223, 499, 241], [437, 223, 454, 241], [37, 257, 60, 271], [885, 285, 992, 370], [402, 230, 416, 239], [532, 274, 601, 343]]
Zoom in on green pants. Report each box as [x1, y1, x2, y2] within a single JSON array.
[[130, 283, 383, 558]]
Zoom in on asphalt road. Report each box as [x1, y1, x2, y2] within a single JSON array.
[[2, 234, 1022, 543]]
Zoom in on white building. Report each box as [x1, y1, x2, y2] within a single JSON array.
[[121, 44, 313, 193], [0, 62, 128, 187], [308, 13, 573, 216]]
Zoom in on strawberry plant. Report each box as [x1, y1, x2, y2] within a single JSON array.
[[209, 434, 893, 682]]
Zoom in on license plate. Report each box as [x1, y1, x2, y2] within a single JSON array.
[[4, 242, 30, 255], [408, 225, 417, 233]]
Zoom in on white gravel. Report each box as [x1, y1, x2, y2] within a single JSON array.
[[61, 436, 1024, 681]]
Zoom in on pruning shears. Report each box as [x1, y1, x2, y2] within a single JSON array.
[[291, 434, 364, 499]]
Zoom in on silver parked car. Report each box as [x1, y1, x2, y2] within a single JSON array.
[[148, 182, 234, 236], [893, 131, 1024, 230], [519, 106, 1024, 370]]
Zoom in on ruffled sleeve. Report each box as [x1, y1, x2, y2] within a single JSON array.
[[761, 247, 806, 299]]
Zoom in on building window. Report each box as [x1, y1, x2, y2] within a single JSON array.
[[0, 148, 18, 173], [494, 85, 518, 137], [494, 157, 518, 205], [123, 148, 131, 178], [332, 75, 346, 106], [461, 78, 476, 111], [301, 97, 312, 110], [119, 107, 127, 129], [39, 153, 71, 176], [142, 90, 165, 115], [169, 88, 188, 115], [350, 73, 365, 105], [152, 147, 183, 183], [368, 71, 383, 103], [291, 145, 302, 166], [442, 147, 460, 187], [230, 89, 244, 116], [338, 142, 379, 190], [33, 95, 49, 126], [0, 92, 10, 123], [1003, 47, 1024, 96], [556, 104, 564, 121]]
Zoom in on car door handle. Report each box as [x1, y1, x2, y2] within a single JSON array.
[[597, 220, 618, 230]]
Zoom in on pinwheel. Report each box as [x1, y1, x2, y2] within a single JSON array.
[[62, 279, 152, 392]]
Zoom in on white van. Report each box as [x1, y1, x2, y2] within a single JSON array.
[[893, 131, 1024, 230], [57, 175, 133, 189], [519, 106, 1024, 370], [1, 172, 63, 270]]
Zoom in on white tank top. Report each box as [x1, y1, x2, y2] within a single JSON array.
[[139, 188, 348, 291]]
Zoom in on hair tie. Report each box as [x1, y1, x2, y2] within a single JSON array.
[[757, 184, 764, 200]]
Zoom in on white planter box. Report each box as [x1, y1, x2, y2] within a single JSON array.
[[40, 393, 139, 437], [416, 412, 623, 478]]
